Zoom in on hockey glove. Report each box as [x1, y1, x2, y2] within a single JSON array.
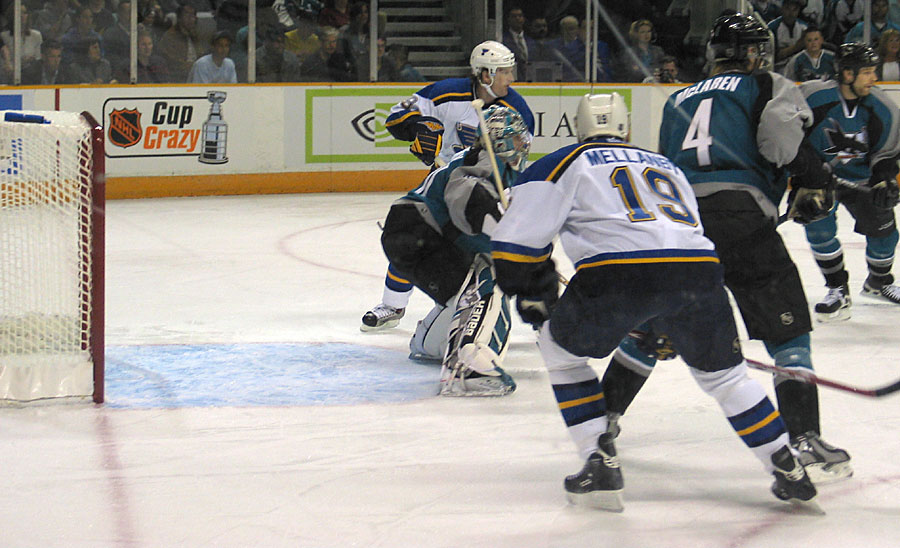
[[514, 262, 560, 328], [787, 182, 834, 225], [871, 178, 900, 209], [409, 116, 445, 167]]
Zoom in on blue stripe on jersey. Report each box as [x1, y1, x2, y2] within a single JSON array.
[[553, 378, 606, 427], [728, 397, 786, 448], [574, 249, 720, 270], [490, 240, 553, 263]]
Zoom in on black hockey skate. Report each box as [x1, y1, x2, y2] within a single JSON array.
[[564, 433, 624, 512], [791, 431, 853, 484], [814, 285, 851, 322], [770, 445, 822, 513]]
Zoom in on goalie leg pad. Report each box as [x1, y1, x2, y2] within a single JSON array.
[[408, 303, 453, 362]]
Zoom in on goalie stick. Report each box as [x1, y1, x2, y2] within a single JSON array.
[[745, 358, 900, 398]]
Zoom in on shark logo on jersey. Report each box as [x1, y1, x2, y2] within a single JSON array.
[[822, 120, 868, 163]]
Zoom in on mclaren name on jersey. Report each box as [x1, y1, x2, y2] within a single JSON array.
[[583, 146, 677, 171], [673, 75, 743, 107]]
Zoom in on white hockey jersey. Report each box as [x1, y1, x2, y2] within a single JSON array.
[[491, 137, 717, 271], [385, 77, 535, 166]]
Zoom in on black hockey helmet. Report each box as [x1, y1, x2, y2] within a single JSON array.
[[836, 42, 880, 75], [707, 13, 771, 67]]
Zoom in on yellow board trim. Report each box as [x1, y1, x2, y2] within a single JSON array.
[[106, 170, 427, 199]]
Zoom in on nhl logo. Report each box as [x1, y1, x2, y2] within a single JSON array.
[[108, 108, 142, 148], [780, 312, 795, 325]]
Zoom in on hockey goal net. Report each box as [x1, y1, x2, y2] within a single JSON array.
[[0, 110, 105, 403]]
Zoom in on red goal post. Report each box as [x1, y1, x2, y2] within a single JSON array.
[[0, 110, 105, 404]]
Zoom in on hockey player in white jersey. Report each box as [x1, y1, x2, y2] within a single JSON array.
[[361, 40, 535, 333], [490, 93, 818, 511], [380, 105, 531, 396]]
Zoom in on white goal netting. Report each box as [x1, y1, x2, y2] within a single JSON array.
[[0, 110, 102, 403]]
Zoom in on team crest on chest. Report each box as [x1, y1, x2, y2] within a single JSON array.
[[822, 119, 868, 163]]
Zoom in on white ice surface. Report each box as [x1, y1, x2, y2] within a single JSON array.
[[2, 192, 899, 547]]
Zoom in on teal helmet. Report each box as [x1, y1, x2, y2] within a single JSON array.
[[477, 104, 531, 172]]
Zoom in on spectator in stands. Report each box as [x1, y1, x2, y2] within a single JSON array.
[[256, 28, 302, 82], [188, 29, 237, 83], [139, 1, 170, 43], [33, 0, 73, 43], [2, 3, 43, 66], [136, 28, 170, 82], [22, 38, 62, 84], [877, 28, 900, 80], [802, 0, 827, 28], [157, 3, 204, 82], [60, 35, 115, 84], [642, 54, 685, 83], [387, 43, 424, 81], [103, 0, 133, 83], [751, 0, 782, 23], [318, 0, 350, 31], [374, 36, 399, 81], [614, 18, 664, 83], [341, 1, 369, 80], [87, 0, 115, 34], [0, 44, 10, 84], [845, 0, 900, 45], [285, 10, 320, 64], [231, 25, 249, 81], [526, 15, 548, 41], [783, 26, 836, 81], [834, 0, 865, 44], [503, 5, 535, 66], [301, 25, 354, 81], [61, 7, 102, 65], [769, 0, 808, 72]]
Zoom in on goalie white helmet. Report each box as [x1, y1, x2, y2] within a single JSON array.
[[470, 40, 516, 79], [574, 92, 630, 142]]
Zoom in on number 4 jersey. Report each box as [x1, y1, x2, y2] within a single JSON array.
[[659, 70, 814, 215], [491, 137, 717, 272]]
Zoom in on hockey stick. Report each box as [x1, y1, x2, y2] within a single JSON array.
[[471, 98, 509, 209], [745, 358, 900, 398], [779, 177, 872, 225]]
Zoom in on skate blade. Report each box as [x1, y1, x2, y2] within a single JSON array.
[[408, 352, 443, 364], [566, 490, 624, 513], [814, 308, 851, 322], [805, 462, 853, 485], [786, 497, 826, 515], [359, 319, 401, 332]]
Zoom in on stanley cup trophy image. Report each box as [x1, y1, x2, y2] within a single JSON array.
[[199, 91, 228, 164]]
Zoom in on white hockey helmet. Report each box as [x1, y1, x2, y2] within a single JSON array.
[[470, 40, 516, 79], [574, 92, 630, 142]]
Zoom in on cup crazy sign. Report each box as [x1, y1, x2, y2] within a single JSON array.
[[103, 95, 221, 158]]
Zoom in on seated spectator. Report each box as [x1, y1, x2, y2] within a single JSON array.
[[33, 0, 73, 43], [769, 0, 808, 72], [61, 7, 102, 65], [783, 26, 836, 81], [340, 1, 369, 80], [318, 0, 350, 31], [22, 38, 62, 85], [374, 36, 398, 81], [285, 11, 320, 63], [188, 29, 237, 83], [157, 3, 204, 82], [231, 25, 250, 82], [103, 0, 133, 83], [834, 0, 865, 44], [387, 43, 424, 81], [139, 1, 171, 43], [614, 18, 664, 83], [87, 0, 115, 34], [301, 25, 354, 81], [60, 36, 115, 84], [642, 55, 685, 83], [524, 15, 555, 63], [845, 0, 900, 46], [136, 29, 170, 83], [877, 28, 900, 80], [751, 0, 782, 23], [256, 29, 302, 82], [802, 0, 827, 28], [502, 5, 536, 65], [1, 3, 43, 66]]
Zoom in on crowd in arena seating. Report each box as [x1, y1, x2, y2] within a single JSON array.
[[3, 0, 900, 86]]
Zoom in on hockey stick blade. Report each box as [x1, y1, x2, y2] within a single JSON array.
[[746, 358, 900, 398]]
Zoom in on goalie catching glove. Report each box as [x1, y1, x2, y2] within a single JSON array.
[[409, 116, 445, 166]]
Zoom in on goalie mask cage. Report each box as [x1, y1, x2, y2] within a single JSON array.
[[0, 110, 105, 404]]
